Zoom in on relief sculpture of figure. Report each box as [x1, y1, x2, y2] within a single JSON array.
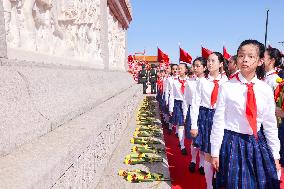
[[3, 0, 63, 51]]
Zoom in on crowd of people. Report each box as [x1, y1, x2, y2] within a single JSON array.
[[155, 39, 284, 189]]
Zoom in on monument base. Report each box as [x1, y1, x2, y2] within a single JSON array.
[[7, 48, 105, 69], [0, 59, 143, 188]]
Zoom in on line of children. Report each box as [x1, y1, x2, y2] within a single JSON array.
[[156, 39, 283, 189]]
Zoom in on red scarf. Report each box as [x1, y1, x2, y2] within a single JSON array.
[[229, 72, 238, 80], [210, 80, 219, 107], [157, 78, 164, 91], [178, 77, 186, 94], [235, 74, 258, 138]]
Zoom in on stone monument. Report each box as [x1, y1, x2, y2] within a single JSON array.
[[0, 0, 143, 188], [2, 0, 132, 70]]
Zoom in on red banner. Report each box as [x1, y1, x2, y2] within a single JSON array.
[[201, 46, 213, 59], [180, 47, 192, 63]]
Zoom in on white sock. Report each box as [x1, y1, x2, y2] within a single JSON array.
[[178, 126, 185, 149], [204, 160, 213, 189], [278, 169, 281, 180], [174, 125, 178, 134], [199, 152, 204, 167], [191, 144, 197, 163], [169, 123, 173, 130], [164, 114, 168, 122]]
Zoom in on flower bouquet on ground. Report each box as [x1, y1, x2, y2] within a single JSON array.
[[138, 112, 156, 117], [274, 78, 284, 125], [133, 130, 161, 137], [135, 126, 161, 133], [131, 145, 165, 154], [124, 154, 163, 165], [137, 116, 156, 122], [118, 169, 170, 182], [130, 137, 161, 145], [137, 120, 153, 125]]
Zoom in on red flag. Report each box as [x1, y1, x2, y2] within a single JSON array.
[[201, 46, 213, 59], [223, 46, 231, 60], [158, 48, 169, 63], [180, 47, 192, 63]]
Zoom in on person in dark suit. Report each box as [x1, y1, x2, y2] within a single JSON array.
[[149, 64, 157, 94], [138, 64, 148, 94]]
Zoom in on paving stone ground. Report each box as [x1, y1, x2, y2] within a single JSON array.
[[96, 95, 171, 189]]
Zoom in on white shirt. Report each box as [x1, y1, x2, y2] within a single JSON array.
[[162, 76, 168, 94], [165, 75, 178, 105], [210, 73, 280, 159], [190, 74, 228, 129], [169, 76, 188, 112], [182, 77, 200, 118], [264, 70, 280, 90]]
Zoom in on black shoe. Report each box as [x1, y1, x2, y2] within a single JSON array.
[[175, 133, 179, 138], [181, 148, 187, 155], [188, 162, 196, 173], [199, 166, 205, 175]]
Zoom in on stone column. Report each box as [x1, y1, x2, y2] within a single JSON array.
[[0, 0, 7, 58], [100, 0, 109, 70]]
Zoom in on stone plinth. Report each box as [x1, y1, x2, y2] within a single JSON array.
[[0, 59, 139, 157], [0, 59, 143, 188]]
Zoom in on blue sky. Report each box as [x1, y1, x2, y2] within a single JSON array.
[[128, 0, 284, 62]]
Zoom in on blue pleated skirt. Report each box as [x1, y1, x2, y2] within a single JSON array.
[[161, 95, 169, 115], [216, 129, 280, 189], [156, 90, 162, 105], [185, 105, 192, 139], [171, 100, 184, 126], [193, 106, 215, 153]]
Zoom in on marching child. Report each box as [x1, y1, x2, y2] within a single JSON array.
[[190, 52, 228, 189], [169, 63, 188, 155], [211, 40, 281, 188], [165, 64, 179, 134], [183, 57, 207, 174]]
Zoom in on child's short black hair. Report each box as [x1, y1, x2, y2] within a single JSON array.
[[266, 47, 284, 67], [237, 39, 265, 59]]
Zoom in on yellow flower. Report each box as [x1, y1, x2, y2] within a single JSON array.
[[118, 169, 127, 176], [138, 153, 145, 158], [125, 154, 131, 159], [133, 131, 139, 137], [130, 138, 134, 144], [124, 158, 131, 164], [126, 174, 136, 182], [132, 146, 138, 152], [276, 78, 283, 83]]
